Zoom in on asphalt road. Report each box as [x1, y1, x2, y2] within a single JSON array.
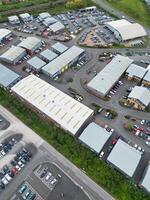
[[0, 105, 115, 200]]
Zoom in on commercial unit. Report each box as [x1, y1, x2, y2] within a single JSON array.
[[27, 56, 46, 72], [0, 63, 20, 88], [128, 86, 150, 110], [18, 37, 42, 54], [125, 64, 147, 82], [11, 75, 94, 135], [142, 71, 150, 86], [107, 139, 142, 178], [51, 42, 68, 55], [19, 13, 33, 22], [87, 55, 133, 97], [79, 122, 112, 154], [49, 21, 65, 33], [0, 29, 12, 43], [40, 49, 57, 63], [42, 46, 85, 78], [38, 12, 51, 21], [140, 164, 150, 193], [0, 46, 26, 65], [8, 15, 20, 25], [43, 17, 57, 27], [106, 19, 147, 42]]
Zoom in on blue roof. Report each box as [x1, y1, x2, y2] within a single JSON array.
[[0, 63, 20, 87], [27, 56, 46, 69], [40, 49, 57, 61]]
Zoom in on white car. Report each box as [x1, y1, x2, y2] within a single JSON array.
[[45, 172, 52, 181], [140, 120, 145, 125], [1, 150, 6, 156], [51, 178, 57, 185], [2, 177, 9, 186], [16, 165, 21, 171], [18, 161, 24, 168], [110, 129, 114, 133], [5, 174, 12, 182], [99, 151, 104, 158], [146, 141, 150, 147]]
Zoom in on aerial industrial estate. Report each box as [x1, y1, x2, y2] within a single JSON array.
[[0, 1, 149, 200]]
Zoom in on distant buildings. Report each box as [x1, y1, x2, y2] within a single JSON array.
[[142, 70, 150, 86], [27, 56, 46, 72], [106, 19, 147, 42], [51, 42, 68, 55], [19, 13, 33, 22], [128, 86, 150, 110], [140, 163, 150, 193], [8, 15, 20, 25]]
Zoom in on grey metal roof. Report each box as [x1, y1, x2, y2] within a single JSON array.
[[128, 86, 150, 106], [38, 12, 51, 20], [141, 164, 150, 192], [40, 49, 57, 61], [51, 42, 68, 54], [49, 21, 65, 32], [143, 70, 150, 82], [107, 139, 142, 177], [79, 122, 112, 154], [0, 29, 11, 41], [126, 64, 147, 79], [87, 55, 133, 96], [18, 37, 41, 51], [43, 17, 57, 26], [0, 46, 26, 62], [42, 46, 84, 76], [0, 63, 20, 87], [27, 56, 46, 69]]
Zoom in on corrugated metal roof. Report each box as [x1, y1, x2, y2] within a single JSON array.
[[0, 63, 20, 87], [79, 122, 112, 154], [49, 21, 65, 32], [141, 164, 150, 192], [0, 29, 11, 41], [126, 64, 147, 79], [18, 37, 41, 51], [27, 56, 46, 69], [51, 42, 68, 54], [107, 139, 142, 177], [128, 86, 150, 106], [87, 55, 133, 96], [11, 75, 94, 135], [42, 46, 84, 76], [40, 49, 57, 61], [143, 70, 150, 82]]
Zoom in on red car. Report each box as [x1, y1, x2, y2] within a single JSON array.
[[112, 139, 117, 145], [11, 167, 18, 175]]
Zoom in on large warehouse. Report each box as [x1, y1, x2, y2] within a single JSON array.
[[107, 139, 142, 178], [42, 45, 85, 78], [18, 37, 42, 54], [11, 75, 94, 135], [0, 63, 20, 88], [106, 19, 147, 42], [0, 29, 12, 43], [79, 122, 112, 154], [87, 55, 133, 97], [0, 46, 26, 65], [140, 163, 150, 193]]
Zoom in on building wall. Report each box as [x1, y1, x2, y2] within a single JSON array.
[[128, 98, 146, 110], [142, 80, 150, 86]]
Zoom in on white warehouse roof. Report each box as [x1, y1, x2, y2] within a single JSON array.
[[0, 46, 26, 62], [11, 75, 94, 135], [18, 37, 41, 51], [107, 139, 142, 177], [49, 21, 65, 32], [106, 19, 147, 41], [51, 42, 68, 54], [126, 63, 147, 79], [0, 29, 11, 41], [128, 86, 150, 106], [27, 56, 46, 70], [40, 49, 57, 62], [87, 55, 133, 96], [141, 164, 150, 193], [143, 71, 150, 82], [38, 12, 51, 20], [79, 122, 112, 154], [42, 46, 84, 77]]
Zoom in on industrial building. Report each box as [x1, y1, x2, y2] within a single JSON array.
[[43, 17, 57, 27], [0, 63, 20, 88], [49, 21, 65, 33], [140, 163, 150, 193], [142, 70, 150, 86], [19, 13, 33, 22], [42, 45, 85, 78], [107, 139, 142, 178], [11, 75, 94, 135], [51, 42, 68, 55], [27, 56, 46, 72], [0, 46, 26, 65], [38, 12, 51, 21], [79, 122, 112, 154], [87, 55, 133, 97], [8, 15, 20, 25], [106, 19, 147, 42], [18, 37, 42, 54], [125, 63, 147, 82], [40, 49, 57, 63], [128, 86, 150, 110], [0, 29, 12, 43]]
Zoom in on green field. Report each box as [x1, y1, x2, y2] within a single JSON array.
[[0, 88, 149, 200], [106, 0, 150, 27]]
